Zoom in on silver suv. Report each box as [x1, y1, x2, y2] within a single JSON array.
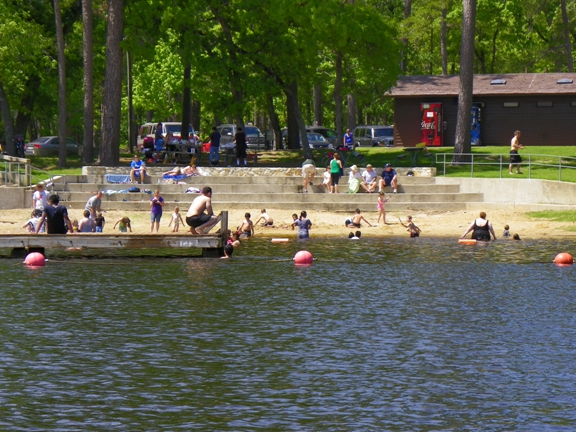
[[353, 125, 394, 147], [217, 124, 266, 153]]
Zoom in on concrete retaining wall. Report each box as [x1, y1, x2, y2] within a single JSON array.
[[0, 187, 27, 208], [440, 178, 576, 211]]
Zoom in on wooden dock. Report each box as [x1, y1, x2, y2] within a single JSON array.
[[0, 212, 228, 258]]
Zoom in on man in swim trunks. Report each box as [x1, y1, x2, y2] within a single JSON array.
[[186, 186, 221, 235]]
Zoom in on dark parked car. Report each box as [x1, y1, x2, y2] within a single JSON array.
[[25, 136, 81, 156], [306, 126, 338, 146], [217, 124, 266, 153], [306, 133, 332, 149]]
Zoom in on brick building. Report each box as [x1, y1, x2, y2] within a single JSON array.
[[387, 73, 576, 147]]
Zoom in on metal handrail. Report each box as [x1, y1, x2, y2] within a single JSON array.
[[436, 153, 576, 182], [1, 154, 63, 190]]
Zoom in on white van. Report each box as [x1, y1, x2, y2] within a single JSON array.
[[137, 122, 194, 151]]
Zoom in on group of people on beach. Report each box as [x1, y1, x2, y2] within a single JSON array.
[[302, 158, 399, 195]]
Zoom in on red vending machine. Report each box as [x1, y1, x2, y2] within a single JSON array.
[[420, 103, 443, 146]]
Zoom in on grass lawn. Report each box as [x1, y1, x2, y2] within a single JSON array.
[[527, 210, 576, 232], [22, 145, 576, 185]]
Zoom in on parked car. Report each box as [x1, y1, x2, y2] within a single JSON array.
[[217, 124, 266, 153], [353, 125, 394, 147], [280, 129, 333, 149], [306, 126, 338, 147], [306, 133, 332, 149], [137, 122, 194, 151], [25, 136, 81, 156]]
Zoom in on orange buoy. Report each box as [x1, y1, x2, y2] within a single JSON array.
[[458, 239, 477, 245], [24, 252, 46, 267], [294, 250, 313, 265], [554, 252, 573, 265]]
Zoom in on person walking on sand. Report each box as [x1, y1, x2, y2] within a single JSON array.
[[509, 130, 525, 174], [186, 186, 221, 235], [460, 211, 496, 241], [377, 190, 389, 224], [150, 189, 164, 232], [168, 206, 185, 232], [329, 152, 343, 194]]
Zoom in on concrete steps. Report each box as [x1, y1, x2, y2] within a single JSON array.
[[51, 171, 484, 213]]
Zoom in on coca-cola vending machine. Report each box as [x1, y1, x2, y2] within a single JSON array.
[[420, 103, 443, 146]]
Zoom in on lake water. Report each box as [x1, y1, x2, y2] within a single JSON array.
[[1, 237, 576, 431]]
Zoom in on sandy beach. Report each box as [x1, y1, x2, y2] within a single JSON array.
[[1, 206, 572, 240]]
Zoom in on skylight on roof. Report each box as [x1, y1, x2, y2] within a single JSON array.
[[490, 79, 506, 85], [557, 78, 573, 84]]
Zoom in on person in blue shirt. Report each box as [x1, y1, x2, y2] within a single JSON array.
[[379, 163, 398, 193], [130, 155, 147, 184], [343, 128, 354, 150]]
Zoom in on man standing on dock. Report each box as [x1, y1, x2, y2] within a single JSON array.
[[36, 194, 74, 234], [186, 186, 221, 235]]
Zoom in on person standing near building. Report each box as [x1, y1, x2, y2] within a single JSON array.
[[234, 127, 247, 167], [209, 126, 221, 166], [509, 130, 525, 174], [343, 128, 354, 150]]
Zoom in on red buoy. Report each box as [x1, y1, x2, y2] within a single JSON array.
[[24, 252, 46, 267], [554, 252, 573, 265], [294, 250, 313, 265]]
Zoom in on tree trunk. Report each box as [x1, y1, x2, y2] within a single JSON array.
[[82, 0, 94, 163], [266, 93, 281, 151], [284, 81, 311, 158], [334, 51, 343, 147], [441, 6, 448, 75], [0, 83, 15, 156], [191, 100, 201, 132], [313, 84, 323, 126], [100, 0, 123, 166], [14, 75, 41, 139], [54, 0, 67, 168], [346, 93, 356, 131], [453, 0, 477, 163], [181, 63, 191, 140], [400, 0, 412, 73], [561, 0, 574, 72]]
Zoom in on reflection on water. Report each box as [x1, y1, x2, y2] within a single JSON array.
[[1, 237, 576, 430]]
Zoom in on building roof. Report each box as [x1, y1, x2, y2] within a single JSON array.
[[387, 73, 576, 97]]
